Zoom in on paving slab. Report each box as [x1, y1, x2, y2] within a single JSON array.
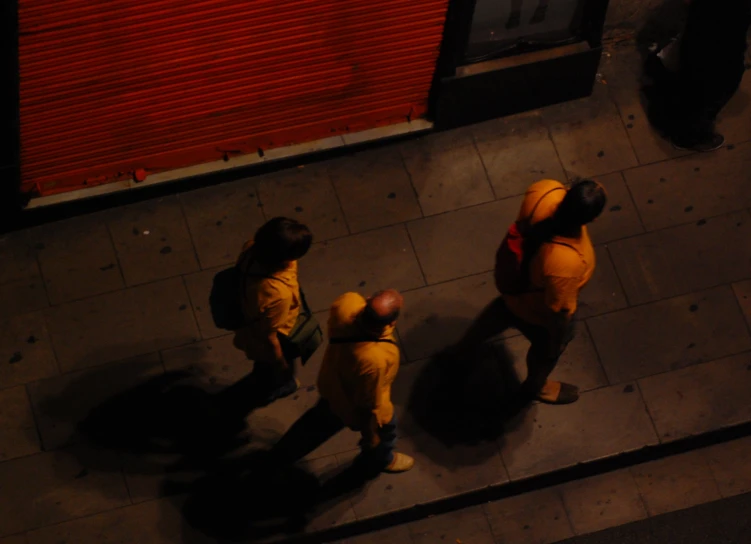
[[0, 231, 47, 320], [300, 225, 425, 313], [335, 524, 414, 544], [401, 136, 495, 216], [183, 266, 228, 340], [407, 197, 521, 285], [587, 172, 644, 245], [0, 447, 130, 537], [543, 82, 639, 180], [24, 496, 213, 544], [0, 311, 58, 389], [623, 142, 751, 231], [506, 323, 608, 393], [179, 177, 265, 270], [559, 468, 647, 535], [732, 279, 751, 331], [638, 352, 751, 442], [608, 210, 751, 305], [409, 505, 495, 544], [577, 245, 629, 319], [106, 195, 199, 286], [630, 449, 721, 516], [588, 286, 751, 384], [44, 277, 200, 373], [30, 214, 124, 305], [27, 354, 164, 451], [499, 383, 658, 481], [256, 165, 349, 242], [397, 272, 502, 362], [473, 111, 566, 199], [0, 385, 41, 462], [704, 436, 751, 498], [327, 147, 422, 233], [717, 71, 751, 146], [599, 42, 687, 166], [483, 487, 574, 544], [161, 333, 250, 388]]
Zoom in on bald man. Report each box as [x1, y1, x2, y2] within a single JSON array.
[[270, 290, 414, 474]]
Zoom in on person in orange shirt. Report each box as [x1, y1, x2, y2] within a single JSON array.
[[233, 217, 313, 404], [455, 179, 606, 406], [271, 289, 414, 474]]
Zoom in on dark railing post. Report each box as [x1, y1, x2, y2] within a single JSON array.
[[1, 0, 21, 233], [428, 0, 478, 118]]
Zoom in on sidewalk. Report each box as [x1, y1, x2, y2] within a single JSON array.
[[2, 39, 751, 543]]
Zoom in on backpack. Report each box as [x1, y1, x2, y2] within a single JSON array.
[[209, 265, 246, 331], [494, 222, 529, 295]]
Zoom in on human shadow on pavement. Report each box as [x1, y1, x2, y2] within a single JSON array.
[[403, 297, 532, 448], [43, 359, 379, 541]]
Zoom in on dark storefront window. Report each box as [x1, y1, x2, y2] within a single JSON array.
[[465, 0, 587, 63]]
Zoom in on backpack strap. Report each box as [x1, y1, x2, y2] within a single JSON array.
[[329, 336, 397, 345]]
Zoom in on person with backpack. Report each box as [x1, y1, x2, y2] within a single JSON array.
[[270, 289, 415, 474], [454, 179, 606, 407], [232, 217, 315, 404]]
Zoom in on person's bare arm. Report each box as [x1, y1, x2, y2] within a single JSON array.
[[542, 275, 579, 359], [264, 330, 288, 371]]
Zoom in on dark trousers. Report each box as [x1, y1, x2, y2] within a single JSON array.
[[453, 297, 575, 399], [272, 399, 397, 471]]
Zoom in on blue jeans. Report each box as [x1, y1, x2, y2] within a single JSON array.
[[272, 399, 397, 471]]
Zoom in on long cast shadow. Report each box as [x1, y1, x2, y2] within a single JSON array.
[[404, 297, 532, 447]]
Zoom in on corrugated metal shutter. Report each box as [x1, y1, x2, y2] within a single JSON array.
[[18, 0, 449, 197]]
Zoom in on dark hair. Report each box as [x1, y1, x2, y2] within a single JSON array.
[[519, 180, 606, 281], [362, 299, 400, 329], [253, 217, 313, 265], [555, 180, 607, 228]]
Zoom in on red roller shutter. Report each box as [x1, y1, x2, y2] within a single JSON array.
[[18, 0, 449, 197]]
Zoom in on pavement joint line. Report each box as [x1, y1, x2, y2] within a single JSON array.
[[618, 170, 648, 233], [177, 195, 204, 273], [472, 136, 498, 201], [602, 243, 635, 308], [636, 381, 661, 444], [278, 419, 751, 544], [326, 172, 353, 237], [179, 274, 203, 345], [582, 320, 611, 387]]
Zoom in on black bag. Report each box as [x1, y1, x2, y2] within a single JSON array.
[[278, 289, 323, 365], [209, 265, 246, 331]]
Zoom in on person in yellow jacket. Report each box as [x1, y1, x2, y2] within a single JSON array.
[[271, 289, 414, 474], [455, 179, 606, 406], [233, 217, 313, 404]]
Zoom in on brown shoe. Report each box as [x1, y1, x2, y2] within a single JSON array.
[[383, 453, 415, 473], [536, 381, 579, 405]]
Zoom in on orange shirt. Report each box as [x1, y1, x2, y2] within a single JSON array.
[[233, 241, 301, 359], [503, 180, 596, 326], [317, 293, 400, 432]]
